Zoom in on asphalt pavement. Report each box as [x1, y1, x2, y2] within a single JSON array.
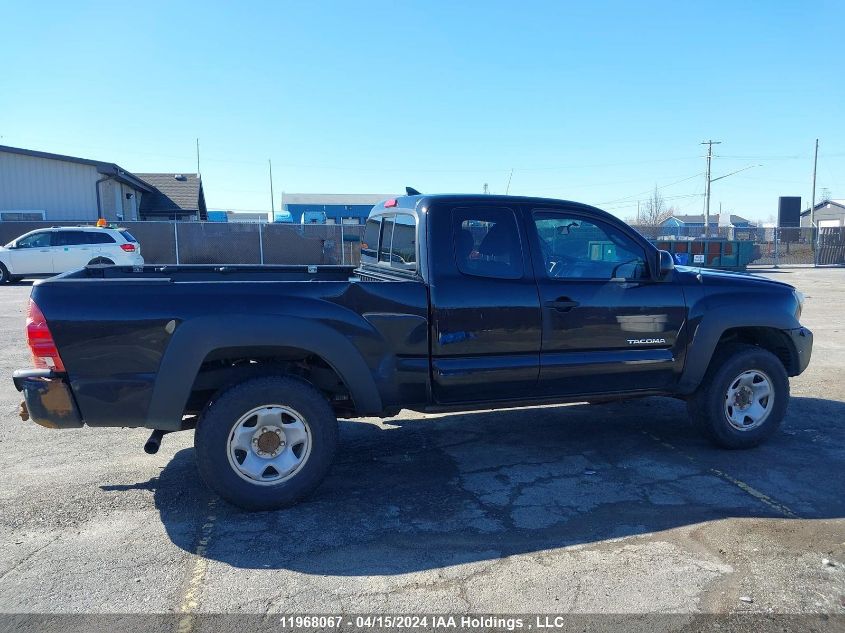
[[0, 269, 843, 621]]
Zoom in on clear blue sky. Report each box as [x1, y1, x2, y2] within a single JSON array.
[[2, 1, 843, 221]]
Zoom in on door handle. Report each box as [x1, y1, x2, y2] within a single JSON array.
[[545, 298, 580, 312]]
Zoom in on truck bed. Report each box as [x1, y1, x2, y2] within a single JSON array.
[[56, 263, 361, 283], [30, 263, 429, 429]]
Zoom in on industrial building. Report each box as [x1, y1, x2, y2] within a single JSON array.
[[279, 193, 393, 224], [0, 145, 207, 222]]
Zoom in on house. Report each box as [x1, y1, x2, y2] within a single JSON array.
[[134, 173, 207, 221], [0, 144, 207, 222], [659, 213, 752, 236], [280, 193, 394, 224], [801, 200, 845, 228], [0, 144, 153, 222], [661, 213, 752, 230]]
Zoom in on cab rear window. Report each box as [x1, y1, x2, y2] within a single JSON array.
[[361, 213, 417, 272], [361, 218, 380, 263], [119, 230, 138, 243]]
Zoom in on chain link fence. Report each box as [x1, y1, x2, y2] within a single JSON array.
[[630, 225, 844, 267], [0, 221, 366, 266], [0, 221, 841, 268]]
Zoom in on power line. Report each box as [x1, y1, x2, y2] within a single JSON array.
[[595, 172, 704, 206]]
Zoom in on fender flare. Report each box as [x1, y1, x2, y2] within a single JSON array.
[[145, 314, 382, 430], [678, 304, 800, 394]]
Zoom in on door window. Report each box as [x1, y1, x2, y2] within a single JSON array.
[[16, 232, 53, 248], [87, 232, 117, 244], [452, 207, 523, 279], [55, 231, 90, 246], [533, 212, 648, 280]]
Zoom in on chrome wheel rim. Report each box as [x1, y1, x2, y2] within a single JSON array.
[[724, 370, 774, 431], [226, 405, 312, 485]]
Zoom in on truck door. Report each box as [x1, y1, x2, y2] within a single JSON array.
[[428, 203, 541, 403], [527, 208, 687, 396]]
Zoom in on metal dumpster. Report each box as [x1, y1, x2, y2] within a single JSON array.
[[654, 239, 755, 270]]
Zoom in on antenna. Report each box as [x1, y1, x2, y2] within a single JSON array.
[[196, 138, 201, 177], [505, 168, 514, 195]]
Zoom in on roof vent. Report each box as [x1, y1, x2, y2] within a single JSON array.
[[174, 174, 186, 181]]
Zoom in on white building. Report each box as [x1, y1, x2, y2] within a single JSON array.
[[0, 145, 207, 222], [801, 200, 845, 228], [0, 145, 153, 222]]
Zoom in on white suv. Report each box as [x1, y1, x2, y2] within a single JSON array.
[[0, 226, 144, 283]]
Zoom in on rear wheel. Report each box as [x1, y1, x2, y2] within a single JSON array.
[[194, 375, 338, 511], [687, 344, 789, 449], [87, 257, 114, 266]]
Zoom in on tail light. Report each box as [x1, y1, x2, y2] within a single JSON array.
[[120, 243, 136, 252], [26, 299, 65, 371]]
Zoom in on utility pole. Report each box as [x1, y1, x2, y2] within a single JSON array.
[[268, 159, 275, 216], [483, 183, 489, 194], [810, 138, 819, 226], [701, 140, 721, 238]]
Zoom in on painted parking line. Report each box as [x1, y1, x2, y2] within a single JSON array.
[[640, 430, 800, 519], [176, 497, 218, 633]]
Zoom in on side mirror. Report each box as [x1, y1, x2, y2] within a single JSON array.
[[658, 250, 675, 278]]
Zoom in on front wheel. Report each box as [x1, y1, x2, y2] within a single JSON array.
[[0, 263, 10, 284], [687, 344, 789, 449], [194, 375, 338, 511]]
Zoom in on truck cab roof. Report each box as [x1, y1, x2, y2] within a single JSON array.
[[369, 193, 619, 227]]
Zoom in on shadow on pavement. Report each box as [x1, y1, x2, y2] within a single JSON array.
[[107, 395, 845, 576]]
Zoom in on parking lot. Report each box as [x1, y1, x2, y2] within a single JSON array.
[[0, 268, 843, 619]]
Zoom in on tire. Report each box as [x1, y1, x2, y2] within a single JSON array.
[[687, 344, 789, 449], [87, 257, 114, 266], [194, 375, 338, 511], [0, 263, 9, 284]]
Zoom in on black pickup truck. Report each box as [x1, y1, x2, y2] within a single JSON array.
[[14, 194, 813, 510]]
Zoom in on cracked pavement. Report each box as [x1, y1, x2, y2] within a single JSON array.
[[0, 268, 844, 616]]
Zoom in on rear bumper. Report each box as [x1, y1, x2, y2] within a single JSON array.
[[116, 254, 144, 266], [786, 326, 813, 375], [13, 369, 83, 429]]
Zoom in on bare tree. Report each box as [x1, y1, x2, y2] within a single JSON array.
[[635, 185, 674, 226]]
